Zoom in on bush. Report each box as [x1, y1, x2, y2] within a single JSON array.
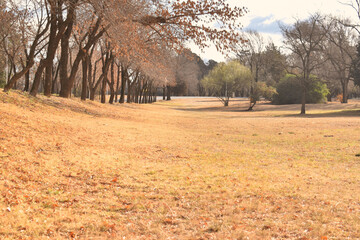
[[255, 82, 277, 101], [336, 94, 343, 103], [272, 74, 329, 105]]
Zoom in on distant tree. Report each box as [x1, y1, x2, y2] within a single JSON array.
[[195, 57, 218, 96], [172, 50, 200, 96], [273, 74, 329, 105], [235, 30, 265, 84], [253, 82, 277, 101], [340, 0, 360, 33], [321, 16, 357, 103], [234, 31, 285, 110], [351, 41, 360, 88], [201, 61, 252, 106], [316, 59, 342, 101], [1, 0, 248, 104], [281, 14, 329, 114], [261, 43, 287, 86]]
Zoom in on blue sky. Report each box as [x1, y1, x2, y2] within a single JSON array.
[[244, 15, 283, 34]]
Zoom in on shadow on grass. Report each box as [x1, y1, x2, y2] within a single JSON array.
[[278, 110, 360, 118], [174, 105, 360, 118], [173, 106, 249, 113]]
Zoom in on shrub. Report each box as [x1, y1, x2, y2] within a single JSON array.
[[336, 94, 343, 103], [273, 74, 329, 105], [255, 82, 277, 101]]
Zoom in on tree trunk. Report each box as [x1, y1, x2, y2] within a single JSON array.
[[59, 18, 106, 98], [23, 56, 31, 92], [148, 84, 152, 103], [4, 64, 32, 92], [92, 50, 113, 103], [127, 78, 132, 103], [163, 85, 166, 100], [43, 2, 59, 97], [81, 57, 88, 101], [247, 101, 256, 111], [51, 62, 60, 94], [119, 65, 127, 103], [24, 69, 30, 92], [90, 88, 95, 101], [153, 91, 157, 102], [342, 80, 348, 103], [87, 56, 93, 99], [108, 60, 115, 104], [59, 49, 84, 98], [101, 76, 106, 103], [44, 62, 53, 96], [135, 82, 139, 104], [300, 88, 306, 114], [59, 8, 74, 97], [30, 60, 46, 96], [115, 64, 120, 102], [139, 84, 143, 104], [31, 1, 73, 97], [166, 85, 171, 100], [144, 89, 148, 103]]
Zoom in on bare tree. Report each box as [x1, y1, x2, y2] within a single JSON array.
[[321, 16, 357, 103], [234, 30, 269, 110], [30, 0, 78, 97], [281, 14, 329, 114], [172, 49, 200, 96], [3, 0, 50, 92], [235, 30, 266, 84]]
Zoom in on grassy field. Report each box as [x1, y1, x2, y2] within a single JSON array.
[[0, 91, 359, 239]]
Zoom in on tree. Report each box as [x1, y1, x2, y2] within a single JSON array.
[[351, 41, 360, 88], [235, 30, 265, 84], [273, 74, 329, 105], [1, 0, 248, 104], [195, 58, 218, 96], [261, 43, 286, 86], [30, 0, 78, 97], [2, 0, 50, 93], [201, 61, 252, 106], [321, 16, 357, 103], [172, 49, 200, 96], [341, 0, 360, 33], [281, 14, 329, 114], [89, 0, 247, 101], [59, 8, 107, 98], [234, 31, 285, 110]]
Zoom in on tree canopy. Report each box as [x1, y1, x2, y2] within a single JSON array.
[[201, 61, 252, 106], [1, 0, 247, 102]]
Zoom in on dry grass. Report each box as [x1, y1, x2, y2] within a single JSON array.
[[0, 91, 359, 239]]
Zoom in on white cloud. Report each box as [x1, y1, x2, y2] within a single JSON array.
[[234, 0, 358, 24], [190, 0, 360, 62], [263, 16, 277, 25]]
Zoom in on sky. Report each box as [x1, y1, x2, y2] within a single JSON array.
[[191, 0, 359, 62]]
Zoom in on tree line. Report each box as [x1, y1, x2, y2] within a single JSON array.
[[2, 1, 360, 115], [202, 12, 360, 114], [0, 0, 245, 103]]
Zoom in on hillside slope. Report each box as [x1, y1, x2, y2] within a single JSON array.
[[0, 91, 359, 239]]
